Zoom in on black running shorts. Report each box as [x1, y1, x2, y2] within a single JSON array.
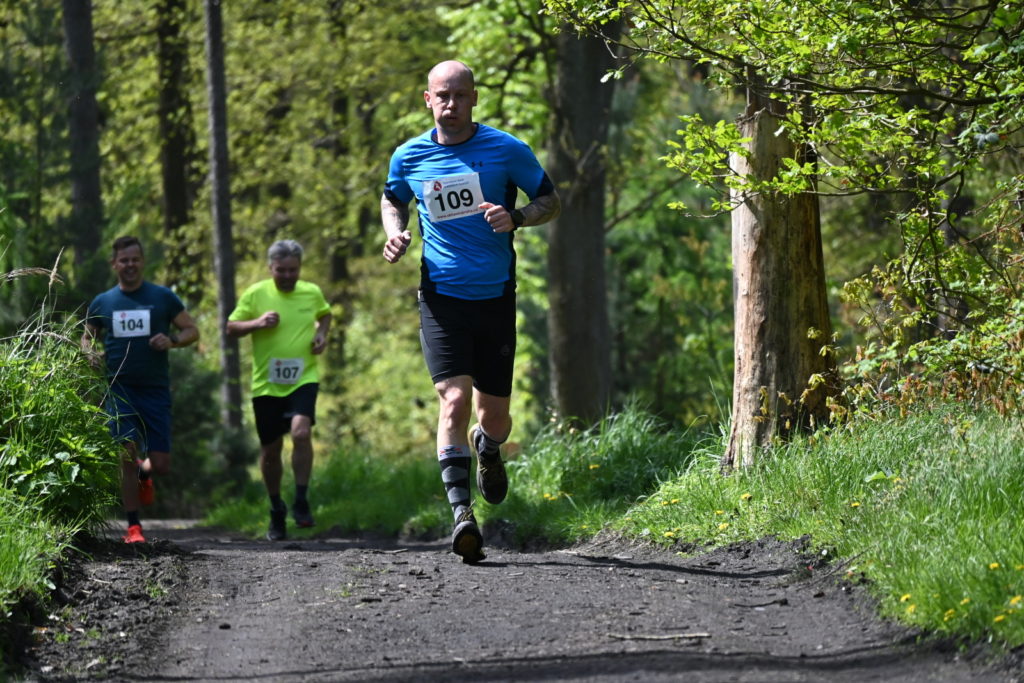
[[418, 289, 516, 397], [251, 382, 318, 445]]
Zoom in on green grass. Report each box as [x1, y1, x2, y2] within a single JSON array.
[[620, 404, 1024, 648]]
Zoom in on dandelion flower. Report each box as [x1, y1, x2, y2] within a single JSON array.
[[718, 522, 729, 530], [943, 609, 956, 622], [990, 562, 1001, 570], [715, 510, 724, 515], [960, 598, 971, 606], [740, 493, 752, 501], [663, 531, 676, 538], [1011, 596, 1023, 607], [900, 594, 911, 602], [850, 501, 861, 508], [994, 614, 1006, 623], [671, 499, 680, 504], [906, 604, 916, 614], [589, 464, 600, 470]]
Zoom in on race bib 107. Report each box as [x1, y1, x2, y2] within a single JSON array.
[[422, 172, 485, 222], [269, 357, 305, 384]]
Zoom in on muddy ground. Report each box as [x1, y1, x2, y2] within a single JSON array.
[[10, 519, 1023, 682]]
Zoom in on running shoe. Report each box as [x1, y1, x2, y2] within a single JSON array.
[[123, 524, 146, 544], [292, 499, 315, 528], [471, 425, 508, 505], [267, 502, 287, 541], [451, 506, 485, 564], [138, 476, 155, 506]]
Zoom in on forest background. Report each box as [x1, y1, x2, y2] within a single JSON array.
[[2, 0, 1024, 656]]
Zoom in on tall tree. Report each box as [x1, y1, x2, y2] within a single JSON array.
[[156, 0, 201, 303], [546, 26, 621, 425], [202, 0, 241, 429], [61, 0, 105, 295], [545, 0, 1024, 464]]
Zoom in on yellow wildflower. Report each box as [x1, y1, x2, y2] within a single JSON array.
[[850, 502, 861, 508], [740, 493, 752, 501], [989, 563, 1001, 570], [900, 594, 911, 602], [718, 522, 729, 530], [671, 499, 680, 504], [994, 614, 1006, 623], [960, 598, 971, 606], [943, 609, 956, 622], [663, 531, 676, 538], [906, 604, 916, 614], [1011, 596, 1023, 607], [715, 510, 724, 515]]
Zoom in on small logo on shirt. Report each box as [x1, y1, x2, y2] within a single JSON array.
[[433, 181, 443, 191]]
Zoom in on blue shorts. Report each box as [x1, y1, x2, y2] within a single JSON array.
[[105, 382, 172, 454]]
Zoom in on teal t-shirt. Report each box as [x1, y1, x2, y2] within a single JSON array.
[[87, 282, 185, 387]]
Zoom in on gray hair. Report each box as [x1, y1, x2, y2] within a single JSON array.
[[267, 239, 303, 263]]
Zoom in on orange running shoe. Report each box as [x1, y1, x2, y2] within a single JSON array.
[[138, 477, 155, 506], [123, 524, 146, 544]]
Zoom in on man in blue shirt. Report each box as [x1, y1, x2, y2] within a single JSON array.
[[82, 236, 199, 543], [381, 60, 560, 563]]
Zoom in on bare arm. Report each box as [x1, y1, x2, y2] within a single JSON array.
[[226, 311, 280, 338], [150, 309, 200, 351], [381, 193, 412, 263], [481, 189, 562, 234], [312, 313, 332, 355]]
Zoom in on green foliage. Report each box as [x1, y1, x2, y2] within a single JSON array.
[[0, 314, 118, 527], [623, 403, 1024, 647], [480, 399, 705, 544], [204, 440, 442, 539], [0, 486, 72, 618]]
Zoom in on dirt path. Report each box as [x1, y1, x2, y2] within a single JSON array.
[[17, 520, 1019, 682]]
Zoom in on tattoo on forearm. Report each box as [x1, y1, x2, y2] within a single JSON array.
[[381, 195, 410, 237], [521, 191, 561, 227]]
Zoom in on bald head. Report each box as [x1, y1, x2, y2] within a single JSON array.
[[428, 60, 475, 90]]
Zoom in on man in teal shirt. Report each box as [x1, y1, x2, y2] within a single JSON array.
[[227, 240, 332, 540]]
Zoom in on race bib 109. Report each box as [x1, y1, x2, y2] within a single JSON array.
[[112, 309, 151, 338], [269, 357, 305, 384], [422, 172, 485, 222]]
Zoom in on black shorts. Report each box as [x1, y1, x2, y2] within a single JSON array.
[[418, 289, 516, 397], [251, 382, 319, 445]]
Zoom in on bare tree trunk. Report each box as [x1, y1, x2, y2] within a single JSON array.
[[722, 92, 836, 470], [546, 26, 620, 426], [157, 0, 201, 302], [61, 0, 105, 294], [203, 0, 242, 430]]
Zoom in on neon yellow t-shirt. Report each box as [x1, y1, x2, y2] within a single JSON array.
[[228, 279, 331, 397]]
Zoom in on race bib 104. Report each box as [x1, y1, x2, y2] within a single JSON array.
[[112, 309, 151, 338], [422, 172, 484, 222], [269, 357, 305, 384]]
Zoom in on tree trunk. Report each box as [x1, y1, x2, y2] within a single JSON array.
[[157, 0, 201, 303], [61, 0, 105, 294], [722, 92, 836, 470], [546, 26, 620, 426], [203, 0, 242, 430]]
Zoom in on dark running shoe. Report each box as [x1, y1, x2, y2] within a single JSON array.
[[292, 500, 315, 528], [267, 503, 287, 541], [451, 507, 485, 564], [472, 425, 508, 505]]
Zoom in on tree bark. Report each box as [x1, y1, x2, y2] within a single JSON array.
[[61, 0, 105, 294], [722, 92, 836, 469], [203, 0, 242, 430], [157, 0, 201, 302], [546, 26, 620, 426]]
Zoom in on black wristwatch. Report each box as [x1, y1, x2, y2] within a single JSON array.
[[510, 208, 525, 228], [169, 333, 179, 346]]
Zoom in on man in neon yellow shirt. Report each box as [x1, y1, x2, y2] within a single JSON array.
[[227, 240, 332, 541]]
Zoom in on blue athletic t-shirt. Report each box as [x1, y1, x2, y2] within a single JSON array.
[[87, 282, 185, 386], [384, 124, 547, 300]]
